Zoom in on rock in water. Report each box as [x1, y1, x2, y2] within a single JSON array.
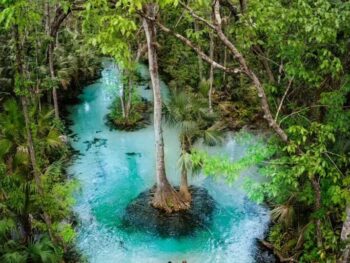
[[121, 186, 216, 237]]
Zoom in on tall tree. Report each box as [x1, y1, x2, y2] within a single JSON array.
[[47, 3, 71, 119], [142, 3, 189, 212]]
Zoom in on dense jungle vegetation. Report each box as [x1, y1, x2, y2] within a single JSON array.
[[1, 0, 350, 262]]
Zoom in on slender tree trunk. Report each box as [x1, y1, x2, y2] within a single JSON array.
[[252, 45, 275, 84], [44, 1, 51, 35], [21, 180, 32, 244], [239, 0, 247, 13], [125, 78, 133, 119], [48, 42, 59, 119], [136, 43, 148, 62], [14, 25, 56, 244], [46, 4, 71, 119], [223, 47, 227, 83], [179, 137, 191, 202], [194, 21, 203, 80], [120, 89, 126, 118], [211, 0, 288, 142], [116, 68, 126, 118], [155, 2, 287, 141], [142, 3, 189, 212], [311, 177, 323, 248], [121, 87, 126, 119], [208, 33, 214, 113]]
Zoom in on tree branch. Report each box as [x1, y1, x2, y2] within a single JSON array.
[[260, 240, 299, 262], [156, 20, 239, 74], [179, 1, 216, 30], [49, 7, 71, 38], [211, 0, 288, 142], [275, 77, 293, 121], [138, 10, 239, 74]]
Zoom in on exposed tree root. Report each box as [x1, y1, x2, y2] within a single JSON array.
[[179, 186, 192, 203], [260, 240, 299, 262], [152, 184, 190, 213]]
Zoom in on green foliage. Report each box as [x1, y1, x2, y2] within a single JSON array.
[[0, 99, 77, 261], [107, 91, 151, 130], [191, 134, 274, 186], [83, 0, 138, 69], [235, 0, 350, 84], [193, 121, 349, 261], [2, 0, 350, 261]]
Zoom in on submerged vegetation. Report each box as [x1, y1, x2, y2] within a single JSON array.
[[1, 0, 350, 262]]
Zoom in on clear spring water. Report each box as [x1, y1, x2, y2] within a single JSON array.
[[67, 59, 270, 263]]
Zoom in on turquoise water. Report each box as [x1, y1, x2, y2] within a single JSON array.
[[67, 60, 270, 263]]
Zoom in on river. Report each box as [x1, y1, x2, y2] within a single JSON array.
[[66, 59, 270, 263]]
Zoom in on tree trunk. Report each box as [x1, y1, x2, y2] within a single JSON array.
[[252, 45, 275, 84], [48, 42, 59, 119], [341, 205, 350, 263], [44, 1, 51, 35], [311, 177, 323, 248], [21, 180, 32, 244], [136, 43, 148, 61], [120, 82, 126, 119], [239, 0, 247, 13], [179, 137, 191, 202], [155, 2, 287, 142], [142, 3, 189, 213], [46, 4, 71, 119], [180, 164, 191, 202], [194, 21, 204, 80], [211, 0, 288, 142], [208, 33, 214, 113], [223, 47, 227, 83], [14, 25, 56, 244], [125, 78, 133, 119]]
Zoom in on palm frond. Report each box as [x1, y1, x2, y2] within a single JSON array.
[[271, 204, 294, 227], [27, 238, 61, 263], [202, 129, 224, 146], [0, 138, 12, 159], [1, 251, 27, 263]]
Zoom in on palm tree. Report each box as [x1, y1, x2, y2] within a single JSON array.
[[166, 91, 223, 202]]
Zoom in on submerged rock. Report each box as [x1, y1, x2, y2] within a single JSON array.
[[125, 152, 142, 157], [83, 137, 107, 151], [122, 186, 216, 237]]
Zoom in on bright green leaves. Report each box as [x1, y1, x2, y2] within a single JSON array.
[[0, 139, 12, 159], [191, 133, 275, 184], [0, 218, 16, 238], [117, 0, 143, 11], [0, 98, 76, 257], [319, 49, 343, 78], [0, 0, 41, 30], [320, 81, 350, 133], [190, 119, 348, 260], [0, 4, 15, 28], [239, 0, 349, 85], [83, 1, 138, 69], [58, 223, 76, 244], [286, 123, 341, 183]]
